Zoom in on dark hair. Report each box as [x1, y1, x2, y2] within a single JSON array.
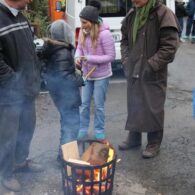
[[88, 0, 101, 11]]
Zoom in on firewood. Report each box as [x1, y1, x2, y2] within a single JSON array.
[[81, 142, 109, 165], [68, 158, 90, 165]]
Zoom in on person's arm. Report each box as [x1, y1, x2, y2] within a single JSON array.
[[148, 27, 179, 71], [86, 30, 115, 64], [0, 41, 15, 85]]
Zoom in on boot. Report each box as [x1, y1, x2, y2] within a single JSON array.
[[118, 132, 141, 150], [142, 131, 163, 158], [142, 143, 160, 158], [2, 174, 21, 192]]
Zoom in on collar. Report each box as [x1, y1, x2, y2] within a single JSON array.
[[0, 0, 19, 16]]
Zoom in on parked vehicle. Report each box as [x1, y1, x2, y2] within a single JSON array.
[[45, 0, 176, 71], [65, 0, 132, 70], [64, 0, 176, 70], [48, 0, 66, 21]]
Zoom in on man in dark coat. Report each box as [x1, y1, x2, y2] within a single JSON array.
[[119, 0, 180, 158], [0, 0, 41, 192]]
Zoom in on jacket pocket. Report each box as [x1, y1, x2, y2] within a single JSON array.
[[143, 62, 159, 82]]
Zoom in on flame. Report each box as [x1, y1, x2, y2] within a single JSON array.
[[74, 165, 112, 194], [73, 143, 115, 194], [76, 183, 110, 194], [75, 164, 113, 194]]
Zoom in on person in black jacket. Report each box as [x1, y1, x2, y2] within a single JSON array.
[[41, 19, 84, 159], [0, 0, 41, 192], [184, 0, 195, 41], [175, 0, 187, 38]]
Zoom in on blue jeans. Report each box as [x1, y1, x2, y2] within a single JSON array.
[[177, 17, 184, 38], [0, 98, 36, 177], [80, 78, 109, 134], [45, 73, 81, 145], [59, 108, 80, 144]]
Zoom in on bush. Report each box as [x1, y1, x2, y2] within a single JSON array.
[[23, 0, 51, 37]]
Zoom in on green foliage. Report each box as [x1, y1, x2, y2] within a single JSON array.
[[23, 0, 51, 37]]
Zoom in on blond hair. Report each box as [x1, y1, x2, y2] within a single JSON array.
[[79, 22, 100, 51]]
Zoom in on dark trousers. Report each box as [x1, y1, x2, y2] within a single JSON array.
[[186, 17, 195, 37], [46, 74, 81, 145], [147, 131, 163, 145], [130, 131, 163, 145], [0, 98, 36, 178], [177, 17, 184, 38]]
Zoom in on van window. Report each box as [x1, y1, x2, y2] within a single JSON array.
[[86, 0, 132, 17]]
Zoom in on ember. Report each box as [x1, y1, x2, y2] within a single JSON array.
[[61, 140, 117, 195]]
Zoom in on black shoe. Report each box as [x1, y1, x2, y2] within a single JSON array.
[[14, 159, 44, 173], [118, 132, 141, 151], [118, 141, 141, 150], [2, 175, 21, 192]]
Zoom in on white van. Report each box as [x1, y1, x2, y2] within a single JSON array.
[[65, 0, 175, 70]]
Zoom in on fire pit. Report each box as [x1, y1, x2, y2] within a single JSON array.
[[61, 140, 117, 195]]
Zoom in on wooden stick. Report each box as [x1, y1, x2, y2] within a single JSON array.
[[84, 66, 96, 79]]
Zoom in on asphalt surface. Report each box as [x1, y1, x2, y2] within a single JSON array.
[[0, 42, 195, 195]]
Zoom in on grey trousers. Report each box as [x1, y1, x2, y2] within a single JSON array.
[[0, 98, 36, 178]]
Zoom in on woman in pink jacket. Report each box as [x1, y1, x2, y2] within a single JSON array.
[[75, 5, 115, 140]]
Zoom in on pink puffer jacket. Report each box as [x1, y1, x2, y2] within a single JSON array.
[[75, 22, 116, 79]]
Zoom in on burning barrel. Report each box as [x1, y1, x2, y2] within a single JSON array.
[[61, 140, 117, 195]]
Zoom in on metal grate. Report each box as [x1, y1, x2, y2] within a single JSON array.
[[61, 140, 117, 195]]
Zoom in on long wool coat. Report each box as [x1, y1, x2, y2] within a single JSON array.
[[121, 2, 180, 132]]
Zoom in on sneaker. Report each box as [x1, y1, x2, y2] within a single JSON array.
[[142, 144, 160, 158], [180, 38, 185, 43], [95, 132, 106, 140], [2, 175, 21, 192], [77, 131, 88, 139], [14, 159, 44, 173]]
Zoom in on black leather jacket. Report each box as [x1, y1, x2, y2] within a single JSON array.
[[42, 39, 84, 87]]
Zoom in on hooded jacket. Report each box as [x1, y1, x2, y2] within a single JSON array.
[[42, 38, 84, 87], [0, 3, 40, 105], [75, 22, 116, 79]]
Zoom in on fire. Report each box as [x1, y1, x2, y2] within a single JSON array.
[[75, 144, 115, 194], [75, 167, 111, 194]]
